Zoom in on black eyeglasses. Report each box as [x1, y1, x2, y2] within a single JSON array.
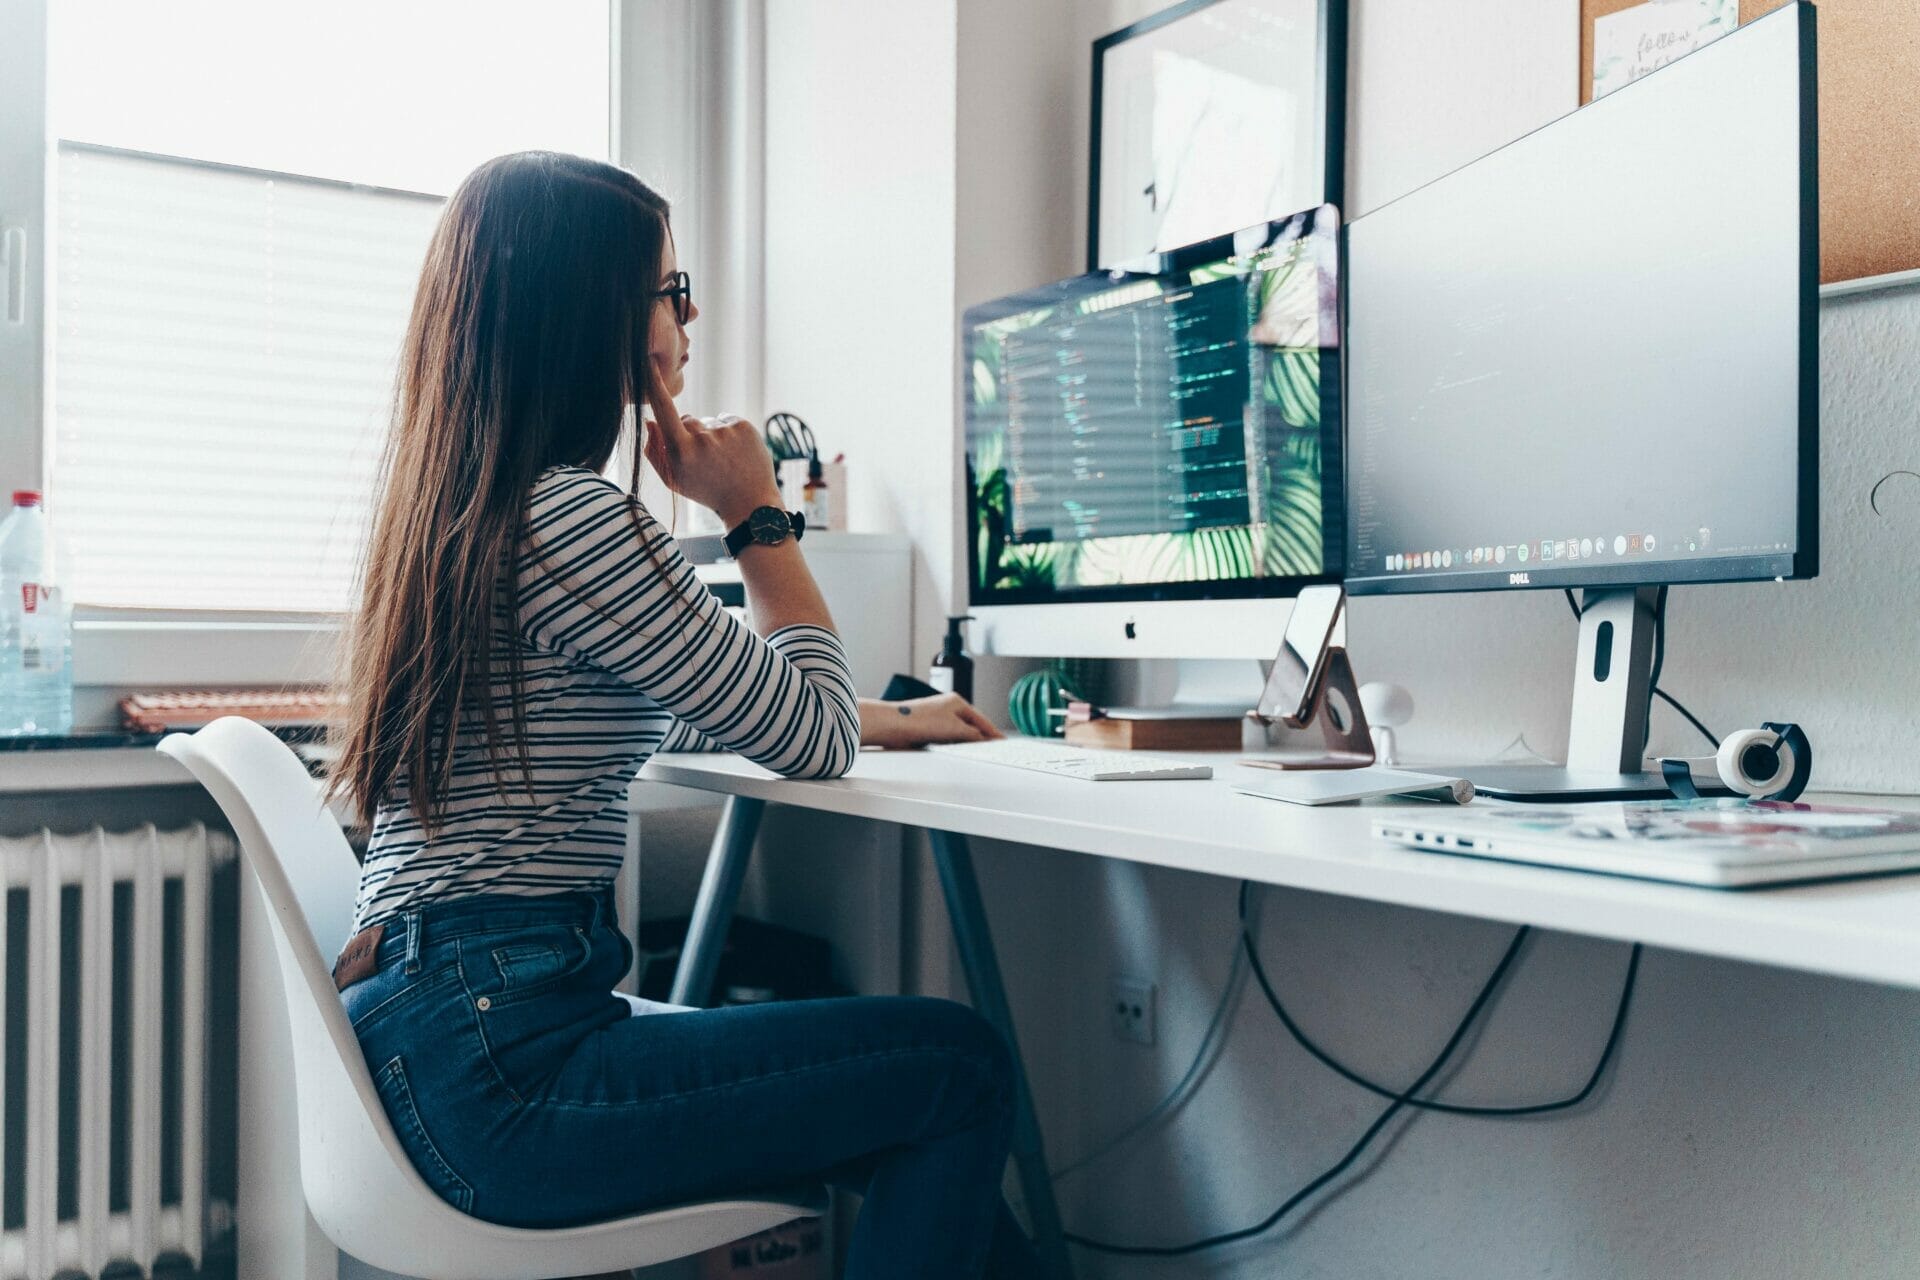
[[653, 271, 693, 325]]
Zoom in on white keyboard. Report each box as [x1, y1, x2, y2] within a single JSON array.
[[925, 738, 1213, 781]]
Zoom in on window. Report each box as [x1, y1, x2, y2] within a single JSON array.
[[42, 1, 612, 614], [50, 147, 443, 611]]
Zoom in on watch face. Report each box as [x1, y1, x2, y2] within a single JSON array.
[[749, 507, 791, 544]]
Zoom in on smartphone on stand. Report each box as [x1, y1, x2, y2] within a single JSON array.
[[1256, 584, 1344, 727]]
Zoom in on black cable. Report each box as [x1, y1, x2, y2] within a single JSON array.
[[1066, 923, 1533, 1258], [1237, 881, 1642, 1118], [1064, 591, 1667, 1258], [1645, 586, 1670, 752], [1653, 688, 1720, 750]]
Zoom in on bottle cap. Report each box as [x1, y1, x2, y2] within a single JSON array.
[[11, 491, 41, 507]]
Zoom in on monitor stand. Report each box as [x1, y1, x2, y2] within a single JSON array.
[[1441, 587, 1673, 802]]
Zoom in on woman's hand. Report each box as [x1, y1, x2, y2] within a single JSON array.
[[859, 694, 1003, 751], [641, 359, 781, 527]]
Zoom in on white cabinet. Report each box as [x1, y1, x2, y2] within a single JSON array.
[[691, 531, 915, 697]]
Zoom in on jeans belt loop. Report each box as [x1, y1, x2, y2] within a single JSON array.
[[404, 909, 424, 976]]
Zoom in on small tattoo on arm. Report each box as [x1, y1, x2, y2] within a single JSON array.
[[898, 705, 912, 716]]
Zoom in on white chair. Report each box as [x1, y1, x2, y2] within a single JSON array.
[[159, 716, 825, 1279]]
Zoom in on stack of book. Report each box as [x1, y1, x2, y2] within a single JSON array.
[[119, 687, 337, 733]]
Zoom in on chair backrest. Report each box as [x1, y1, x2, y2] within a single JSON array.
[[158, 717, 480, 1262]]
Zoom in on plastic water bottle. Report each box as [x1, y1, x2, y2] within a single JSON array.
[[0, 491, 74, 736]]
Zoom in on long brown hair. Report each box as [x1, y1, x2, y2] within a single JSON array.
[[329, 152, 671, 832]]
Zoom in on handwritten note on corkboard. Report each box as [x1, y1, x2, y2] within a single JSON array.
[[1580, 0, 1920, 283]]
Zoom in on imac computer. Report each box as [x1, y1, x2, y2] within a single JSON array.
[[960, 205, 1343, 678], [1344, 3, 1818, 799]]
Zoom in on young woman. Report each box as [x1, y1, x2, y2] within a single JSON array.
[[329, 151, 1036, 1279]]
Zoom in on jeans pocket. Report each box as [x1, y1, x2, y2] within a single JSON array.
[[374, 1055, 476, 1216], [492, 935, 579, 988], [465, 924, 595, 1006], [347, 966, 461, 1039]]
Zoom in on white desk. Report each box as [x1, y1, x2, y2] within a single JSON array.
[[643, 749, 1920, 1277], [645, 752, 1920, 991]]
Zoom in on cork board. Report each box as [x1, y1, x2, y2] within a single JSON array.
[[1580, 0, 1920, 283]]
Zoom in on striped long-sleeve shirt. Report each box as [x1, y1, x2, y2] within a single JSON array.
[[352, 465, 860, 929]]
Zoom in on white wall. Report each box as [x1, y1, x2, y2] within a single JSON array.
[[759, 0, 968, 998], [763, 0, 959, 652], [761, 1, 1920, 1275], [0, 0, 49, 491]]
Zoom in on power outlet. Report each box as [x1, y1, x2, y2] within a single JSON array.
[[1108, 977, 1156, 1045]]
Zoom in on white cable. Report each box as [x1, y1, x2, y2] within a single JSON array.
[[1051, 923, 1252, 1182]]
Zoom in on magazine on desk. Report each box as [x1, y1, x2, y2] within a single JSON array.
[[1375, 799, 1920, 888]]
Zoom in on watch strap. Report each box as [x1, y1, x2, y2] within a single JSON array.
[[724, 507, 804, 557]]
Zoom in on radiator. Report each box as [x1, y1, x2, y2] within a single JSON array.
[[0, 823, 237, 1280]]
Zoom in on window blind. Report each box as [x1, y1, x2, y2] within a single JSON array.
[[50, 143, 443, 612]]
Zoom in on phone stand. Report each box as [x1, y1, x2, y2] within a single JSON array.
[[1242, 647, 1377, 770]]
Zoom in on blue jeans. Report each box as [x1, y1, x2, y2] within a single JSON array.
[[341, 889, 1041, 1279]]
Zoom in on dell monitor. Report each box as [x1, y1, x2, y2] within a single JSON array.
[[1344, 3, 1817, 798], [961, 205, 1343, 665]]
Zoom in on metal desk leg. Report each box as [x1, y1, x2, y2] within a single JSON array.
[[670, 796, 766, 1007], [928, 829, 1074, 1280]]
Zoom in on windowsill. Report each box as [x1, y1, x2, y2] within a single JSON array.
[[74, 614, 341, 688], [0, 728, 169, 751], [0, 744, 191, 793], [0, 724, 329, 793]]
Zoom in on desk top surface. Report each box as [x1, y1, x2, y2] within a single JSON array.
[[643, 750, 1920, 992]]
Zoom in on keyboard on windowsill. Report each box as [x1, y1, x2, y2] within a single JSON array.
[[925, 738, 1212, 781]]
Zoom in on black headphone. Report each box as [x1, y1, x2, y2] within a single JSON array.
[[1657, 721, 1811, 802]]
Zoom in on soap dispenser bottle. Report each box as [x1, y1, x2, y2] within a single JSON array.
[[928, 615, 974, 701]]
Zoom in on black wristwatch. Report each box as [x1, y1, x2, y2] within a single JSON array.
[[724, 506, 806, 558]]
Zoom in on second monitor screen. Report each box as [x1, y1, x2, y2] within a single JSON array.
[[964, 205, 1342, 605]]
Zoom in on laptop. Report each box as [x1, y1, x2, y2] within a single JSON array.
[[1374, 799, 1920, 888]]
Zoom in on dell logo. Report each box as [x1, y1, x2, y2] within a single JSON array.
[[1508, 572, 1531, 585]]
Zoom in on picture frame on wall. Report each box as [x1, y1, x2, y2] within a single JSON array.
[[1088, 0, 1347, 270]]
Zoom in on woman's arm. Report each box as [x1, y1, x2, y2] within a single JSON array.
[[519, 471, 858, 779], [512, 362, 845, 777], [661, 693, 1002, 753], [629, 366, 1000, 762], [858, 693, 1002, 749], [641, 364, 836, 640]]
